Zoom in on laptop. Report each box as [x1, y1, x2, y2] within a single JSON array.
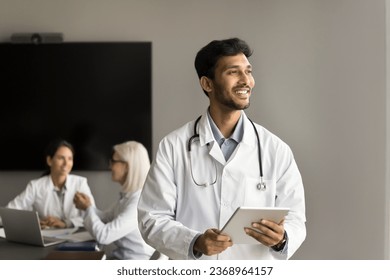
[[0, 207, 67, 247]]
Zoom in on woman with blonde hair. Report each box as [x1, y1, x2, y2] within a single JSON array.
[[74, 141, 154, 260]]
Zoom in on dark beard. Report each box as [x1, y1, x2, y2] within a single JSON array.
[[214, 87, 251, 110], [222, 98, 250, 110]]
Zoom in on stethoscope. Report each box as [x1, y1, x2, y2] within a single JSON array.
[[187, 116, 266, 191]]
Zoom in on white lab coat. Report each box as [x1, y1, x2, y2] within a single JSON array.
[[83, 190, 154, 260], [138, 111, 306, 260], [6, 174, 95, 228]]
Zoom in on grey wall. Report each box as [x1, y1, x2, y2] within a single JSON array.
[[0, 0, 387, 259]]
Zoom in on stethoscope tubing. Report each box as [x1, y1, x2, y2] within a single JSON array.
[[188, 115, 266, 190]]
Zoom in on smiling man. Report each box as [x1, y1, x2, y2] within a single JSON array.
[[137, 38, 306, 260]]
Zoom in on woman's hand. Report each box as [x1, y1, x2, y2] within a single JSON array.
[[40, 216, 66, 229], [73, 191, 92, 210]]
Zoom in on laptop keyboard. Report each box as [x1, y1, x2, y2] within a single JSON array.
[[43, 236, 61, 243]]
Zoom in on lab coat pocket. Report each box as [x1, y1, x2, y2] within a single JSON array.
[[243, 177, 276, 207]]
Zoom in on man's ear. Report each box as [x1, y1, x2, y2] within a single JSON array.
[[200, 76, 213, 94]]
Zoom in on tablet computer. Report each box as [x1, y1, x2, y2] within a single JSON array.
[[220, 206, 289, 245]]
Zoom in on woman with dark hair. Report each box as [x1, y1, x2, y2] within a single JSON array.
[[6, 138, 95, 228], [74, 141, 155, 260]]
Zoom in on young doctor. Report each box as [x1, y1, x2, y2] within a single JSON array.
[[5, 139, 95, 228], [137, 38, 306, 260]]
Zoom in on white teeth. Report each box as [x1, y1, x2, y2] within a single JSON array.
[[236, 90, 248, 95]]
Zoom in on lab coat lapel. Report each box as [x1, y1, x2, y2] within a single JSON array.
[[198, 113, 226, 165], [209, 141, 225, 165], [226, 113, 257, 166]]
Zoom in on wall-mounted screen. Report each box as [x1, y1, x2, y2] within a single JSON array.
[[0, 42, 152, 171]]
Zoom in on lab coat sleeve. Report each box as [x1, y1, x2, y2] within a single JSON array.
[[80, 178, 96, 206], [83, 200, 135, 245], [271, 143, 306, 260], [138, 137, 200, 260], [1, 182, 36, 226], [68, 177, 96, 228], [6, 181, 36, 210]]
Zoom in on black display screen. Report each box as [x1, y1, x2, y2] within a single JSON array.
[[0, 42, 152, 171]]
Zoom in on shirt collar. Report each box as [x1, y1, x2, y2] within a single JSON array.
[[207, 110, 244, 144], [49, 176, 67, 193], [119, 192, 126, 199], [119, 191, 133, 200]]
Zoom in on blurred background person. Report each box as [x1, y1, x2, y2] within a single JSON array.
[[74, 141, 155, 260], [5, 138, 95, 228]]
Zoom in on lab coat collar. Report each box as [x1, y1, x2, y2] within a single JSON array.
[[198, 109, 256, 149], [120, 189, 141, 200], [207, 110, 244, 145], [197, 110, 224, 164], [241, 113, 258, 149], [197, 109, 257, 165], [47, 175, 67, 193], [119, 192, 126, 199], [197, 110, 215, 147]]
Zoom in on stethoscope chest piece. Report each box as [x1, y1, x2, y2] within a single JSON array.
[[257, 181, 267, 191]]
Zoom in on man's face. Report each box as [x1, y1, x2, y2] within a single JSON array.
[[208, 53, 255, 111]]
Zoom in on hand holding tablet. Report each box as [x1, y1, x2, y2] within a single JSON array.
[[220, 207, 289, 245]]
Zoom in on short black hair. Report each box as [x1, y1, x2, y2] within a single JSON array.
[[194, 38, 253, 80]]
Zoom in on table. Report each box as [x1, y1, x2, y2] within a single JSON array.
[[0, 236, 55, 260], [0, 227, 102, 260]]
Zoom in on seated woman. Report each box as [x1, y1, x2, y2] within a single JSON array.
[[74, 141, 154, 260], [6, 138, 95, 228]]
